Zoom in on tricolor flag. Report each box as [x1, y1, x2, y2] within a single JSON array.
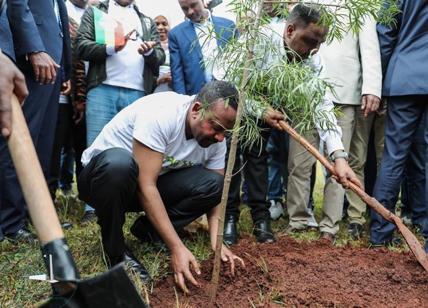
[[93, 7, 125, 46]]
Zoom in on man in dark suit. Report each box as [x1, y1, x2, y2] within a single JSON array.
[[0, 0, 71, 242], [169, 0, 236, 95], [371, 0, 428, 251]]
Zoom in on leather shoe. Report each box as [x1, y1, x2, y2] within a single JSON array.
[[348, 223, 363, 240], [6, 228, 37, 244], [112, 249, 151, 283], [223, 215, 239, 246], [253, 219, 275, 243]]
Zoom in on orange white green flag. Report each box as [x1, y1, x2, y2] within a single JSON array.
[[93, 7, 125, 46]]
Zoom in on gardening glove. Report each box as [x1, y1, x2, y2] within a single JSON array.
[[41, 238, 80, 296]]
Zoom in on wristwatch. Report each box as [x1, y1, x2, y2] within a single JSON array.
[[330, 150, 349, 162]]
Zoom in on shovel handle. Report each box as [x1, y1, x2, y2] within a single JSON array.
[[7, 95, 63, 244], [278, 120, 395, 222]]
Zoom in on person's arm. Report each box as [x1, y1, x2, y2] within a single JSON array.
[[0, 51, 28, 137], [168, 31, 186, 95], [376, 1, 403, 75], [359, 15, 382, 116], [132, 139, 201, 294], [7, 0, 45, 57], [7, 0, 60, 84]]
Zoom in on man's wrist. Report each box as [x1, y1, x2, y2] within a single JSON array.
[[330, 150, 348, 162]]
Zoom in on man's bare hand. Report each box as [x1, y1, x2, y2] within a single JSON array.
[[115, 29, 136, 52], [171, 245, 201, 294], [361, 94, 381, 117], [0, 52, 29, 137], [29, 52, 60, 85], [263, 107, 284, 130], [138, 41, 156, 55], [61, 80, 72, 95], [157, 73, 172, 85], [220, 245, 245, 276], [333, 158, 362, 189]]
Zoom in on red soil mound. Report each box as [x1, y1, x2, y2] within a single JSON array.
[[149, 236, 428, 307]]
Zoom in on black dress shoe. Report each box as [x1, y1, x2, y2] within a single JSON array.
[[112, 249, 151, 283], [6, 228, 37, 244], [348, 223, 363, 240], [224, 215, 239, 246], [253, 219, 275, 243]]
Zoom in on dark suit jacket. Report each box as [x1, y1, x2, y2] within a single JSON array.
[[377, 0, 428, 96], [0, 1, 14, 60], [169, 16, 236, 95], [7, 0, 71, 80]]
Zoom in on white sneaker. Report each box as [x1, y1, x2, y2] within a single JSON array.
[[269, 200, 284, 220], [307, 207, 319, 228]]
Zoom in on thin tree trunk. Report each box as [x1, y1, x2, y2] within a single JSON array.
[[209, 1, 266, 305]]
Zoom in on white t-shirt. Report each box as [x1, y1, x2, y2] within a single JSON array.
[[81, 92, 226, 174], [104, 0, 145, 91]]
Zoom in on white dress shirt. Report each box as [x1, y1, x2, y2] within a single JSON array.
[[193, 9, 218, 83]]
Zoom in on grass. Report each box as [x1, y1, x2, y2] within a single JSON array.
[[0, 165, 420, 307]]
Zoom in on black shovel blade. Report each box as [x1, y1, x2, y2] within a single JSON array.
[[40, 263, 148, 308]]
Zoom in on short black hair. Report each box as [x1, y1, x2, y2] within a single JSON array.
[[287, 3, 322, 28], [195, 80, 239, 111]]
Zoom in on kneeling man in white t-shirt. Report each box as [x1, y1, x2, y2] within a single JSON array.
[[78, 81, 264, 293]]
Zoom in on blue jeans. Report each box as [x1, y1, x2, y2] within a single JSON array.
[[266, 130, 289, 202], [371, 96, 428, 245], [85, 84, 145, 213], [86, 84, 145, 146]]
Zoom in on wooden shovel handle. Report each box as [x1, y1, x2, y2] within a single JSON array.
[[7, 95, 63, 244], [278, 120, 395, 222]]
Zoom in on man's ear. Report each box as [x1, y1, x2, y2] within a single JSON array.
[[286, 23, 295, 38], [192, 101, 202, 112], [190, 101, 202, 119]]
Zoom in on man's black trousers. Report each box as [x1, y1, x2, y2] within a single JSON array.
[[77, 148, 223, 262], [225, 127, 271, 223]]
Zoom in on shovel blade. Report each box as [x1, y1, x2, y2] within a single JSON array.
[[40, 263, 148, 308], [394, 218, 428, 272]]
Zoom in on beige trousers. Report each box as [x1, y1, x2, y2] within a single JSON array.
[[286, 105, 356, 234], [346, 109, 385, 225]]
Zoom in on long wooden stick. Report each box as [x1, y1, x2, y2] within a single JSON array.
[[209, 1, 267, 305], [278, 120, 428, 271], [7, 95, 64, 244]]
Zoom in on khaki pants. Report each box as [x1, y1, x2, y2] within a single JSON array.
[[346, 109, 385, 225], [286, 105, 356, 234]]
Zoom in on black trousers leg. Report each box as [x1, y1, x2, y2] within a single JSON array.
[[77, 148, 140, 263], [226, 126, 271, 223], [78, 148, 223, 261], [49, 103, 73, 195], [132, 166, 223, 240]]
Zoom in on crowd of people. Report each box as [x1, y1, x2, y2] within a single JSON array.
[[0, 0, 427, 295]]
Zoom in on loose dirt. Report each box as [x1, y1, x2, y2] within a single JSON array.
[[150, 235, 428, 307]]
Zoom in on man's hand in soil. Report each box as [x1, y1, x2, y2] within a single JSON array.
[[221, 245, 245, 276], [29, 51, 60, 85], [263, 107, 284, 130], [333, 157, 362, 189], [171, 245, 201, 294], [0, 52, 28, 137], [361, 94, 381, 117]]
